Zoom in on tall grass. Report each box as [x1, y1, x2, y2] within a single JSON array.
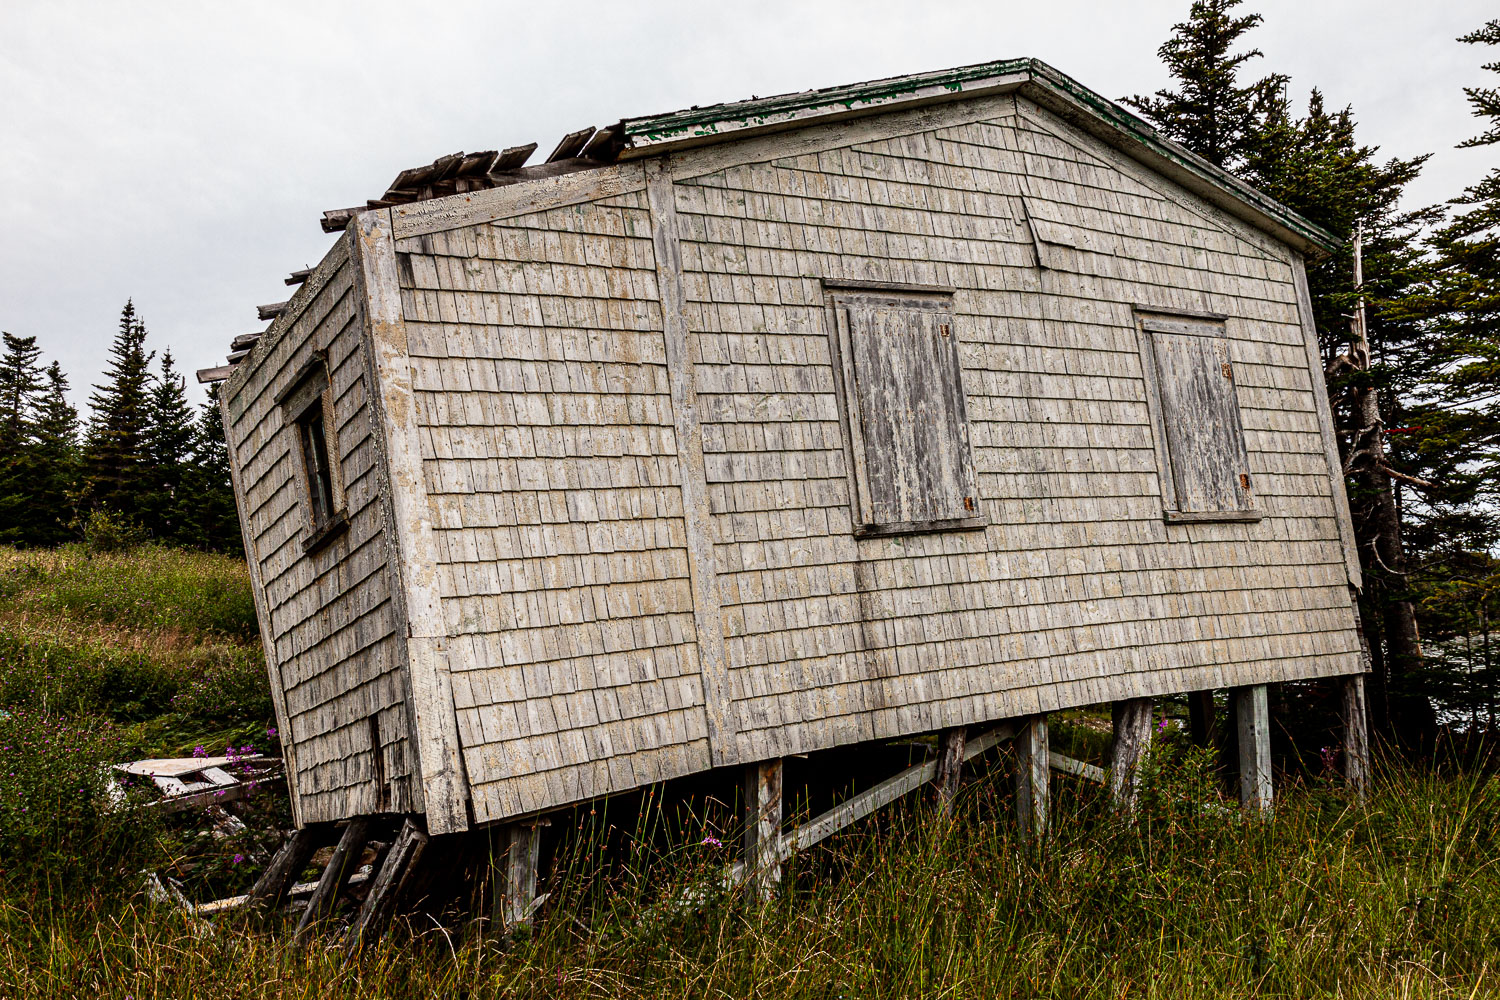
[[1, 747, 1497, 998]]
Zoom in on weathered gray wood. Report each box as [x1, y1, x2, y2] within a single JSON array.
[[390, 161, 645, 238], [497, 821, 544, 930], [933, 727, 967, 814], [1050, 752, 1106, 784], [645, 158, 734, 765], [344, 817, 428, 951], [1146, 327, 1253, 516], [197, 364, 236, 384], [257, 301, 288, 321], [246, 826, 323, 910], [743, 760, 783, 899], [547, 126, 596, 163], [350, 209, 467, 835], [294, 817, 371, 941], [1015, 716, 1049, 840], [835, 294, 979, 532], [1293, 253, 1363, 590], [1109, 698, 1154, 812], [1233, 685, 1273, 812], [1341, 674, 1371, 799]]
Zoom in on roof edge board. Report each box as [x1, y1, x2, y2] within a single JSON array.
[[617, 57, 1338, 256], [1019, 63, 1338, 255], [619, 59, 1035, 154]]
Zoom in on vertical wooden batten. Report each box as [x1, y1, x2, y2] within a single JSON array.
[[351, 208, 469, 835], [1293, 254, 1363, 591], [645, 157, 736, 767]]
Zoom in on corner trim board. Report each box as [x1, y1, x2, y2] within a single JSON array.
[[350, 208, 470, 834], [644, 159, 736, 767], [1292, 253, 1363, 590]]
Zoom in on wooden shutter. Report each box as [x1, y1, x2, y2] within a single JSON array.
[[1141, 319, 1255, 520], [833, 291, 982, 536]]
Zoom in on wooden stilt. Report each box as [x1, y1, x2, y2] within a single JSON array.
[[294, 816, 371, 941], [246, 826, 323, 911], [743, 759, 783, 899], [933, 727, 967, 816], [497, 821, 544, 930], [344, 817, 428, 952], [1187, 690, 1217, 748], [1109, 697, 1154, 812], [1233, 685, 1272, 812], [1341, 674, 1372, 799], [1015, 715, 1049, 840]]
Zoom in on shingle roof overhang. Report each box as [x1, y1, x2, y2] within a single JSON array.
[[617, 57, 1339, 257]]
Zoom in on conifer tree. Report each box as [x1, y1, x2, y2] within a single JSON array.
[[25, 363, 79, 546], [0, 332, 44, 544], [177, 386, 241, 554], [143, 350, 195, 542], [1123, 0, 1286, 170], [0, 332, 43, 453], [83, 301, 154, 522]]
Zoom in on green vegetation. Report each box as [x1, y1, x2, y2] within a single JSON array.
[[0, 544, 1496, 998], [0, 543, 281, 901]]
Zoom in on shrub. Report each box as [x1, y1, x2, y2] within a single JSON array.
[[0, 708, 149, 889], [78, 508, 147, 554]]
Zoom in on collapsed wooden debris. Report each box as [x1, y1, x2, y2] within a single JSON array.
[[108, 755, 284, 814]]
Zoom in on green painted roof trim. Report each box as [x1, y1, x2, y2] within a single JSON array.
[[618, 57, 1339, 255]]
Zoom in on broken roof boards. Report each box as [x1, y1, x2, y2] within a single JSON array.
[[218, 58, 1363, 834]]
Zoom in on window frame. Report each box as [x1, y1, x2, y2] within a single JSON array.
[[825, 279, 987, 539], [275, 353, 348, 552], [1135, 309, 1261, 524]]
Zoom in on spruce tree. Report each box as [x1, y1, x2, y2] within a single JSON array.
[[0, 332, 44, 544], [25, 363, 79, 546], [0, 332, 43, 453], [143, 350, 195, 542], [83, 301, 154, 523], [177, 385, 242, 554], [1123, 0, 1286, 170], [1406, 20, 1500, 726]]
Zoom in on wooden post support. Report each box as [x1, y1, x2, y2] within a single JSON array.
[[933, 727, 967, 816], [294, 816, 371, 941], [1233, 685, 1272, 812], [1015, 715, 1049, 840], [1341, 674, 1372, 799], [1187, 690, 1217, 748], [497, 821, 544, 930], [246, 826, 323, 911], [1109, 697, 1154, 812], [344, 817, 428, 952], [743, 759, 784, 899]]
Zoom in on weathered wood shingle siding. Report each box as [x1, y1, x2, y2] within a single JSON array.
[[392, 185, 715, 823], [664, 93, 1358, 762], [224, 233, 418, 824]]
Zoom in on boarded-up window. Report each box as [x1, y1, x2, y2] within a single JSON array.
[[829, 285, 984, 537], [1138, 314, 1258, 523]]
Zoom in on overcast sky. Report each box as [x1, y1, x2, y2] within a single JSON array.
[[1, 0, 1493, 412]]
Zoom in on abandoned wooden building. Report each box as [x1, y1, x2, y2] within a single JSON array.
[[200, 56, 1371, 933]]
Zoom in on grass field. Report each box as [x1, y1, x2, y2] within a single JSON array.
[[2, 544, 1498, 998]]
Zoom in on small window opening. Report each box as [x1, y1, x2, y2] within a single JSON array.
[[299, 402, 335, 529]]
